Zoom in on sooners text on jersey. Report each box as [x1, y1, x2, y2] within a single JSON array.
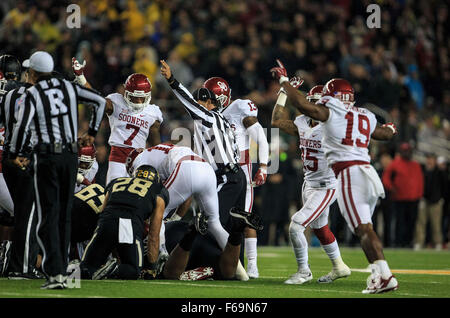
[[294, 115, 336, 185]]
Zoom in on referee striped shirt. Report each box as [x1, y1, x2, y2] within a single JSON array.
[[168, 78, 240, 171], [0, 83, 32, 153], [9, 75, 106, 155]]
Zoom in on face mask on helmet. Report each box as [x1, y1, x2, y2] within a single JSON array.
[[0, 72, 6, 95], [124, 90, 151, 112], [78, 155, 95, 175]]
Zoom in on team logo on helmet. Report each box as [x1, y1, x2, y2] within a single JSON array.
[[217, 81, 227, 91]]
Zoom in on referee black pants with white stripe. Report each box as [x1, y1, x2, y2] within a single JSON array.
[[2, 155, 39, 274], [33, 150, 77, 277]]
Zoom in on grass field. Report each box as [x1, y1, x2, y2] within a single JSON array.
[[1, 246, 449, 298]]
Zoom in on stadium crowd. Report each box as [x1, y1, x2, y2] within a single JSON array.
[[1, 0, 449, 250]]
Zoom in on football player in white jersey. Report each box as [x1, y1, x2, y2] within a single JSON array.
[[203, 77, 269, 279], [272, 82, 351, 285], [75, 144, 98, 193], [271, 60, 398, 294], [126, 144, 230, 251], [72, 58, 163, 186]]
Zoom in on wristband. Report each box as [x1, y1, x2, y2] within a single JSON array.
[[75, 74, 87, 86], [276, 91, 287, 106], [279, 76, 289, 85], [386, 125, 396, 134]]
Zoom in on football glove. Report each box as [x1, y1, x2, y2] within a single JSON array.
[[72, 57, 87, 85], [270, 59, 289, 84], [382, 122, 397, 135], [253, 167, 267, 186]]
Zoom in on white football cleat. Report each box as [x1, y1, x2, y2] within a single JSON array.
[[284, 269, 313, 285], [362, 266, 398, 294], [247, 262, 259, 279], [317, 264, 351, 283]]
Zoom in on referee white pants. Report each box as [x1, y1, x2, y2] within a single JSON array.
[[163, 160, 229, 250]]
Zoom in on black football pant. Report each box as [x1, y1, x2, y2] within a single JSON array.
[[33, 150, 77, 277], [80, 214, 144, 280], [217, 166, 246, 262], [2, 155, 39, 274]]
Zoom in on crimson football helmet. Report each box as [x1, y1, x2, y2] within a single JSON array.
[[123, 73, 152, 112], [0, 71, 6, 95], [126, 147, 145, 176], [203, 77, 231, 108], [306, 85, 324, 103], [78, 145, 96, 175], [322, 78, 354, 105]]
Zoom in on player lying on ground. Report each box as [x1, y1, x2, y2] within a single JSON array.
[[271, 81, 351, 284], [271, 59, 398, 294], [141, 208, 263, 280], [72, 58, 163, 185], [80, 165, 168, 280], [203, 77, 269, 279]]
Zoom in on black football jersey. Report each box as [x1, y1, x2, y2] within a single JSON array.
[[72, 184, 105, 243], [104, 176, 169, 225]]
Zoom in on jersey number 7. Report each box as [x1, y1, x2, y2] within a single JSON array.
[[124, 124, 140, 146]]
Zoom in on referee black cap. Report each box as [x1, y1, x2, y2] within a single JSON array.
[[192, 87, 217, 103]]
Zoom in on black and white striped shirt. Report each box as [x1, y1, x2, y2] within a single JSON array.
[[0, 84, 32, 153], [168, 79, 240, 172], [9, 75, 106, 155]]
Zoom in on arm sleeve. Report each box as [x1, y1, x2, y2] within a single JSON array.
[[75, 83, 106, 136], [247, 122, 269, 165], [9, 92, 35, 156], [168, 78, 214, 124]]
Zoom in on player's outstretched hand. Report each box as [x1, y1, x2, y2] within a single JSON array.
[[72, 57, 86, 76], [382, 122, 397, 135], [289, 76, 304, 89], [253, 166, 267, 187], [160, 60, 172, 80], [270, 59, 288, 82], [78, 133, 95, 148]]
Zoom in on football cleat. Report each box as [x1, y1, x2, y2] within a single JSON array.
[[40, 274, 67, 290], [246, 262, 259, 279], [179, 267, 214, 281], [0, 240, 12, 277], [284, 269, 313, 285], [362, 266, 398, 294], [193, 211, 209, 235], [235, 260, 249, 281], [92, 258, 119, 280], [317, 264, 351, 283], [229, 208, 264, 231]]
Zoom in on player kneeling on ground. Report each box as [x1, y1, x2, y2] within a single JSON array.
[[79, 165, 169, 280], [141, 208, 263, 281]]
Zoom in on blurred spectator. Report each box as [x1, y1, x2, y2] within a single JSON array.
[[382, 143, 424, 247], [401, 64, 425, 110], [414, 154, 447, 250], [437, 156, 450, 248]]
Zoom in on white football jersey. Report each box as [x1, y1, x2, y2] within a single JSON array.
[[131, 144, 200, 181], [318, 96, 377, 165], [294, 115, 336, 185], [74, 161, 99, 193], [221, 99, 258, 152], [0, 127, 4, 151], [106, 93, 163, 149]]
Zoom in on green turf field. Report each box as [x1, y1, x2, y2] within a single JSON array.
[[1, 246, 449, 298]]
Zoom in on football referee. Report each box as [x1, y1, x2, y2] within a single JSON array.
[[8, 51, 106, 289], [160, 60, 246, 229]]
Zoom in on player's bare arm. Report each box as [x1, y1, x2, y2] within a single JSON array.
[[271, 59, 330, 122], [148, 120, 161, 146], [371, 123, 397, 140], [271, 105, 298, 136], [147, 196, 165, 266], [243, 115, 269, 185]]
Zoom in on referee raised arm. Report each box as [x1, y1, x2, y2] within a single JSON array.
[[160, 60, 246, 229], [8, 51, 106, 289]]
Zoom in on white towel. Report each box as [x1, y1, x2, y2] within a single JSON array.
[[358, 164, 385, 199], [119, 218, 133, 244]]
